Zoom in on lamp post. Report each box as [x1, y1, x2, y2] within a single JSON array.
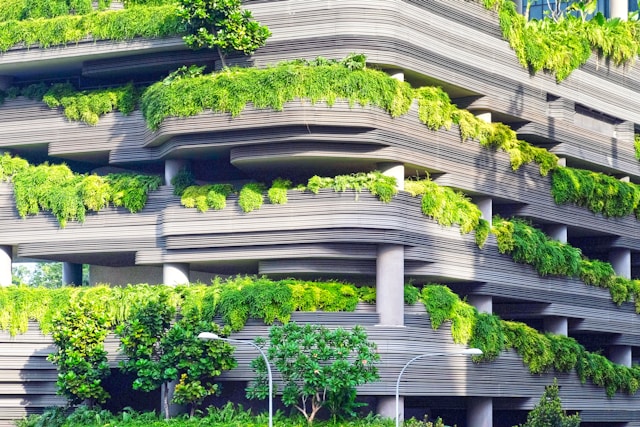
[[395, 348, 483, 427], [198, 332, 273, 427]]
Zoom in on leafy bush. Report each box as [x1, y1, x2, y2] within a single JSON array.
[[517, 379, 580, 427], [181, 183, 234, 212], [170, 168, 196, 196], [238, 182, 266, 213], [247, 323, 379, 424], [268, 178, 292, 205]]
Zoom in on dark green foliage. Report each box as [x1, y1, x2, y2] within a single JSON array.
[[518, 379, 580, 427], [404, 284, 420, 304], [551, 167, 640, 218], [492, 217, 582, 277], [181, 183, 234, 212], [0, 4, 183, 52], [217, 278, 294, 331], [468, 313, 505, 361], [247, 323, 379, 424], [238, 182, 266, 213], [176, 0, 270, 66], [47, 299, 111, 406], [104, 173, 162, 213], [0, 0, 97, 21], [170, 168, 196, 196], [141, 56, 414, 129]]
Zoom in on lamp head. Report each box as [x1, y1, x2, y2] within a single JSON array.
[[463, 348, 483, 355], [198, 332, 220, 340]]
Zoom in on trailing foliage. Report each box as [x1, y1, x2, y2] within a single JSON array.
[[492, 217, 640, 310], [405, 178, 489, 247], [482, 0, 640, 81], [141, 55, 414, 129], [34, 82, 138, 126], [0, 0, 108, 21], [0, 4, 183, 52], [304, 171, 398, 203], [0, 153, 160, 226], [551, 166, 640, 218], [420, 283, 640, 397], [247, 323, 379, 424]]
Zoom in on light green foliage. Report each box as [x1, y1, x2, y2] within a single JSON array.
[[0, 4, 182, 51], [181, 183, 234, 212], [39, 82, 138, 126], [176, 0, 270, 66], [518, 379, 581, 427], [0, 0, 98, 21], [405, 178, 488, 247], [0, 153, 160, 226], [483, 0, 640, 81], [421, 285, 476, 344], [247, 323, 379, 424], [305, 171, 397, 203], [551, 167, 640, 218], [415, 86, 457, 130], [141, 55, 414, 129], [268, 178, 291, 205], [635, 135, 640, 160], [492, 217, 636, 307], [47, 299, 111, 406], [238, 182, 266, 213]]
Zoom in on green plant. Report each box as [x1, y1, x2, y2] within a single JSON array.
[[551, 167, 640, 218], [238, 182, 266, 213], [170, 168, 196, 196], [517, 379, 580, 427], [47, 299, 111, 407], [176, 0, 271, 67], [635, 135, 640, 161], [268, 178, 291, 205], [247, 322, 379, 424], [181, 183, 234, 212]]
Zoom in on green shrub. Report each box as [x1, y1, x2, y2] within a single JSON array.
[[238, 182, 266, 213], [267, 178, 291, 205], [181, 183, 234, 212]]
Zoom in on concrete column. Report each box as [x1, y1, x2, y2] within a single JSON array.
[[62, 263, 83, 286], [557, 157, 567, 167], [545, 224, 568, 243], [610, 0, 628, 19], [164, 159, 187, 186], [610, 248, 631, 279], [376, 245, 404, 326], [377, 396, 401, 422], [610, 345, 632, 367], [378, 162, 405, 191], [468, 295, 492, 314], [467, 396, 492, 427], [474, 197, 493, 227], [0, 76, 13, 91], [387, 70, 404, 82], [161, 381, 187, 417], [163, 263, 189, 286], [512, 0, 523, 14], [474, 110, 492, 123], [544, 316, 568, 336], [0, 246, 11, 286]]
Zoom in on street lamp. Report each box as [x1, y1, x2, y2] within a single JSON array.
[[395, 348, 483, 427], [198, 332, 273, 427]]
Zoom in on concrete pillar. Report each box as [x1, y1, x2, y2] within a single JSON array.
[[467, 396, 492, 427], [512, 0, 523, 14], [377, 396, 401, 422], [376, 245, 404, 326], [545, 224, 568, 243], [474, 110, 492, 123], [557, 157, 567, 167], [161, 380, 187, 417], [163, 263, 189, 286], [62, 263, 83, 286], [387, 70, 404, 82], [0, 246, 11, 286], [474, 197, 493, 227], [610, 345, 632, 367], [378, 162, 405, 191], [0, 76, 13, 91], [468, 295, 492, 314], [164, 159, 187, 186], [544, 316, 568, 336], [610, 0, 628, 19], [610, 248, 631, 279]]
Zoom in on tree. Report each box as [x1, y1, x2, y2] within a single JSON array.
[[176, 0, 271, 67], [30, 262, 63, 287], [247, 323, 380, 424], [117, 298, 236, 418], [518, 379, 580, 427]]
